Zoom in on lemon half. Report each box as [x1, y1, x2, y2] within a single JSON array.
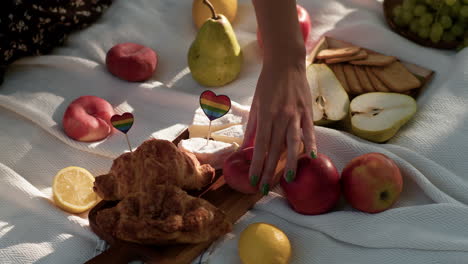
[[238, 222, 292, 264], [52, 166, 98, 214]]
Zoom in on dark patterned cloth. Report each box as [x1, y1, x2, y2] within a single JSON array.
[[0, 0, 113, 84]]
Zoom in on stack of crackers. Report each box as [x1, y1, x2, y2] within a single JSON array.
[[316, 46, 421, 96]]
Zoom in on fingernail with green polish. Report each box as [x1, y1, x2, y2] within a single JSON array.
[[310, 151, 317, 159], [286, 170, 295, 183], [261, 184, 270, 196], [250, 175, 259, 186]]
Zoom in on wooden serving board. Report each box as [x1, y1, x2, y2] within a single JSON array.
[[85, 130, 287, 264]]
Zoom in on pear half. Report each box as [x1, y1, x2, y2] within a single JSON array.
[[350, 92, 417, 143], [307, 64, 350, 125]]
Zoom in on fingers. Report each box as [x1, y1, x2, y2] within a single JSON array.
[[259, 121, 287, 196], [248, 117, 272, 190], [301, 109, 318, 158], [284, 116, 301, 183], [241, 106, 257, 150]]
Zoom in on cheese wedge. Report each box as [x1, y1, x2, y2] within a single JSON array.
[[211, 124, 245, 145], [178, 138, 239, 170], [188, 102, 250, 138]]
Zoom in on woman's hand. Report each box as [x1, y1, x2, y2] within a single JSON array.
[[242, 59, 317, 196]]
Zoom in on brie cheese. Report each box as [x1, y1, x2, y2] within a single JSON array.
[[211, 124, 245, 145], [177, 137, 238, 170], [188, 101, 250, 138]]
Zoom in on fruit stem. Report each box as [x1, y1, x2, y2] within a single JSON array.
[[203, 0, 218, 20]]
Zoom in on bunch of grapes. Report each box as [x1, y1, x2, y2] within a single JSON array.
[[392, 0, 468, 50]]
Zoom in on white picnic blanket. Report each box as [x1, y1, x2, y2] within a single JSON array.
[[1, 0, 468, 263]]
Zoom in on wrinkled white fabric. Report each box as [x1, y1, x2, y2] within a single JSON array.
[[1, 0, 468, 263]]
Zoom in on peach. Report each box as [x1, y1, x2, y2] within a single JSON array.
[[105, 43, 158, 82], [62, 96, 115, 142]]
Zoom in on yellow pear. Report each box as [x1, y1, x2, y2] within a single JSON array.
[[192, 0, 237, 29]]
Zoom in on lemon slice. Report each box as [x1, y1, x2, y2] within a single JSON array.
[[52, 166, 98, 214], [238, 222, 292, 264]]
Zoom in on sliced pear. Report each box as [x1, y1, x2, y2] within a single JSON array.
[[350, 92, 417, 143], [307, 64, 350, 126]]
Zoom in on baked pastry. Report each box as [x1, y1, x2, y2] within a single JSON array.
[[93, 139, 215, 201], [95, 184, 232, 245]]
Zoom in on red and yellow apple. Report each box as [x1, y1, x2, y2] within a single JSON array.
[[106, 42, 158, 82], [280, 153, 341, 215], [62, 95, 115, 142], [341, 153, 403, 214], [223, 147, 257, 194], [257, 4, 312, 49]]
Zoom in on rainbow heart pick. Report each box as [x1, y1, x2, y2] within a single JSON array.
[[111, 112, 134, 134], [199, 90, 231, 121], [111, 112, 134, 152]]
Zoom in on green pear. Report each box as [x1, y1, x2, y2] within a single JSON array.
[[188, 1, 242, 87], [307, 64, 350, 126], [350, 92, 417, 143]]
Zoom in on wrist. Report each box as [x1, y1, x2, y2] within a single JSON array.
[[262, 42, 306, 70]]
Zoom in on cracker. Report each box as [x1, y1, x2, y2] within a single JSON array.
[[316, 46, 361, 60], [365, 66, 390, 92], [329, 64, 350, 93], [350, 54, 397, 66], [325, 50, 368, 64], [371, 61, 421, 92], [354, 65, 374, 92], [343, 64, 363, 95]]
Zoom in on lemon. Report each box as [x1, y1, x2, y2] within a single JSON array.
[[238, 222, 292, 264], [192, 0, 237, 29], [52, 166, 99, 214]]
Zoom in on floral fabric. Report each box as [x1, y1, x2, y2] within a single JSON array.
[[0, 0, 113, 84]]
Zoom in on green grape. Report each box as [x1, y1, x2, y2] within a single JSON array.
[[442, 31, 457, 41], [393, 5, 403, 17], [430, 22, 444, 43], [394, 16, 406, 27], [460, 5, 468, 17], [439, 15, 453, 28], [440, 5, 452, 15], [451, 23, 464, 36], [413, 4, 428, 16], [419, 13, 434, 26], [410, 19, 421, 32], [446, 0, 457, 5], [402, 11, 414, 24], [418, 27, 431, 38], [451, 3, 462, 17], [403, 0, 417, 10]]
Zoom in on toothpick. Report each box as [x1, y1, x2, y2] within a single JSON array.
[[125, 134, 133, 152], [206, 121, 212, 145]]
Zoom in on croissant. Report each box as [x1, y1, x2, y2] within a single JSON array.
[[95, 184, 232, 245], [93, 139, 215, 201]]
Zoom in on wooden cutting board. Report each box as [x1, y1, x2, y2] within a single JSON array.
[[85, 130, 287, 264]]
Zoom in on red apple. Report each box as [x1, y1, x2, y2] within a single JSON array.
[[223, 147, 258, 194], [106, 42, 158, 82], [257, 4, 312, 49], [280, 153, 341, 215], [341, 153, 403, 214], [62, 95, 115, 142]]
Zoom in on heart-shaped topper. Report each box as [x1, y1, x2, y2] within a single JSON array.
[[111, 112, 134, 134], [199, 90, 231, 121]]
